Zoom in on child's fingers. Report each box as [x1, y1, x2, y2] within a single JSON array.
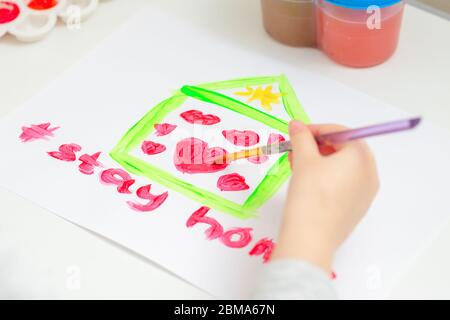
[[308, 124, 349, 135], [289, 120, 320, 164], [334, 139, 376, 174], [308, 124, 351, 152], [288, 152, 293, 171]]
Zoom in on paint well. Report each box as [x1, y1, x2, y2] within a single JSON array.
[[27, 0, 58, 10], [0, 1, 19, 24]]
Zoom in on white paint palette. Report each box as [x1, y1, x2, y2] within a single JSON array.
[[0, 0, 100, 42]]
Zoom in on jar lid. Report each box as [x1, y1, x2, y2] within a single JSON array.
[[324, 0, 402, 9]]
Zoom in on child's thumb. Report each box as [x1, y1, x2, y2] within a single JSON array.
[[289, 120, 319, 163]]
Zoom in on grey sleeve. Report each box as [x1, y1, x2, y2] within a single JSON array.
[[252, 259, 337, 300]]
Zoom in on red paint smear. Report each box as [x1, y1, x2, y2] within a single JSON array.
[[141, 141, 166, 155], [127, 185, 168, 212], [247, 133, 285, 165], [180, 110, 221, 125], [331, 271, 337, 280], [48, 143, 81, 162], [154, 123, 177, 136], [222, 130, 260, 147], [19, 123, 59, 142], [319, 144, 337, 156], [247, 155, 269, 164], [267, 133, 286, 144], [221, 227, 253, 249], [217, 173, 250, 191], [186, 206, 223, 240], [174, 137, 229, 174], [79, 152, 102, 175], [249, 238, 275, 263], [0, 1, 19, 24], [27, 0, 58, 10], [100, 168, 135, 194]]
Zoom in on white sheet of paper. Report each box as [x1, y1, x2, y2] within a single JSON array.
[[1, 7, 450, 299]]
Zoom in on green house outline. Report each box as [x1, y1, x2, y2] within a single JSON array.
[[110, 75, 310, 219]]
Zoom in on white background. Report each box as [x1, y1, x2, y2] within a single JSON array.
[[0, 0, 449, 299]]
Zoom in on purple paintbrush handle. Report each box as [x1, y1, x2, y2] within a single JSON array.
[[316, 117, 422, 145], [266, 117, 421, 154]]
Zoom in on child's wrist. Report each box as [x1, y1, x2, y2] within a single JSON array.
[[273, 228, 336, 273]]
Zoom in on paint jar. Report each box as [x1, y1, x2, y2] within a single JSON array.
[[316, 0, 405, 67], [261, 0, 316, 47]]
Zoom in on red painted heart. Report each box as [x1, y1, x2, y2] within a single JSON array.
[[180, 110, 221, 125], [141, 141, 166, 155], [248, 133, 286, 164], [217, 173, 250, 191], [154, 123, 177, 136], [174, 137, 229, 174], [267, 133, 286, 144], [222, 129, 260, 147]]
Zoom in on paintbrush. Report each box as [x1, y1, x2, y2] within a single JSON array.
[[214, 117, 422, 164]]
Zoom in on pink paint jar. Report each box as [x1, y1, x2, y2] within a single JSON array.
[[316, 0, 405, 67]]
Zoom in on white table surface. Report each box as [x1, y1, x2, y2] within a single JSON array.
[[0, 0, 449, 299]]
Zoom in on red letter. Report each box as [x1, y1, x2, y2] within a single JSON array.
[[186, 206, 223, 240], [221, 227, 253, 248], [249, 238, 275, 263], [100, 168, 135, 194], [20, 123, 59, 142], [78, 152, 102, 175], [48, 143, 82, 161], [127, 185, 168, 212]]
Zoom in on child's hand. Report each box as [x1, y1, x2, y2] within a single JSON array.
[[272, 121, 379, 273]]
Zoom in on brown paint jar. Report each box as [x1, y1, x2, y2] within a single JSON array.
[[261, 0, 316, 47]]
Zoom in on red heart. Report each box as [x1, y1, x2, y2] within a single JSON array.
[[217, 173, 250, 191], [267, 133, 286, 144], [174, 137, 229, 174], [248, 133, 285, 164], [180, 110, 221, 125], [222, 130, 260, 147], [154, 123, 177, 136], [142, 141, 166, 155]]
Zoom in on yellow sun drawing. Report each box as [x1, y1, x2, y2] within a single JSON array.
[[234, 85, 283, 111]]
